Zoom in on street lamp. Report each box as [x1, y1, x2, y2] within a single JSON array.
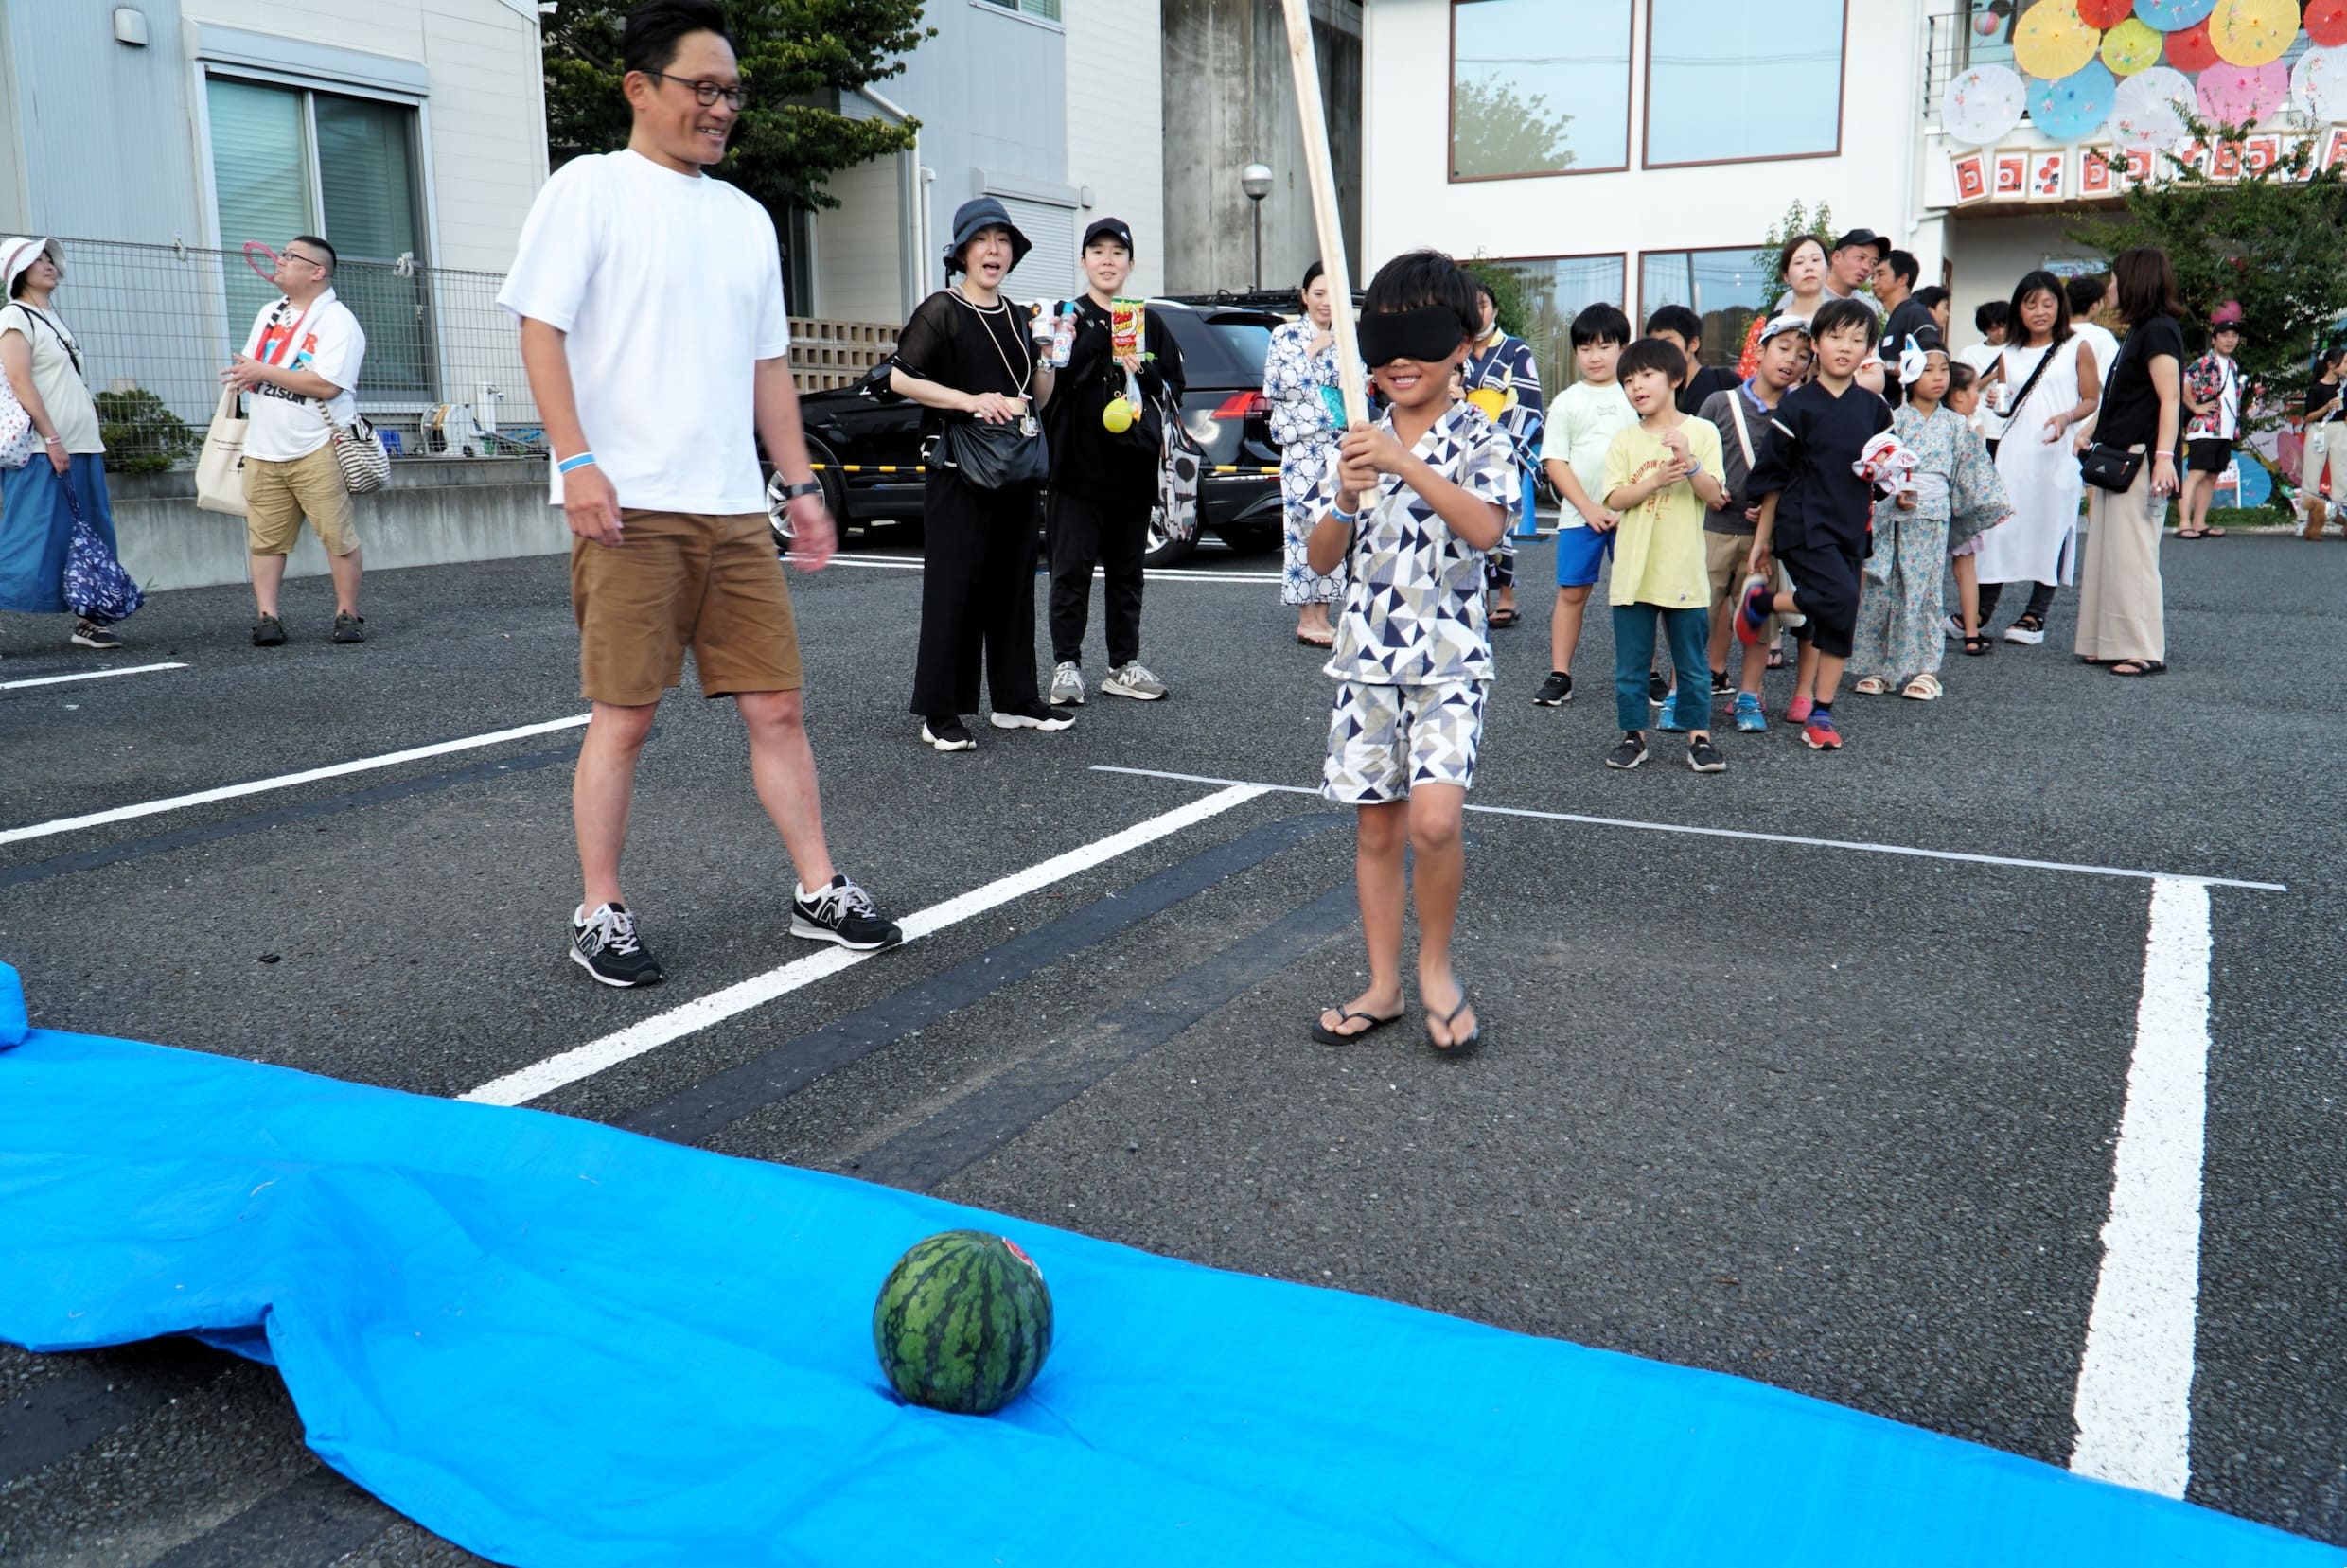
[[1241, 162, 1273, 292]]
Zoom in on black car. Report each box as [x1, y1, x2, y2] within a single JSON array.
[[793, 298, 1288, 566]]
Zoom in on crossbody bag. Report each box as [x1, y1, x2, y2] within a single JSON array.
[[2077, 333, 2150, 494]]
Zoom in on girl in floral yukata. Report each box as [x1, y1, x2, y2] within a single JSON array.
[[1850, 327, 2010, 702], [1267, 262, 1350, 646]]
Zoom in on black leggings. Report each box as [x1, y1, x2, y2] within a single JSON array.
[[1976, 579, 2056, 625], [910, 470, 1042, 718]]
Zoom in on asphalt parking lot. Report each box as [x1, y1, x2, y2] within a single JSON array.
[[2, 524, 2343, 1564]]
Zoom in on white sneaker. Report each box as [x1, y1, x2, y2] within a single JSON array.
[[1050, 661, 1085, 706], [1102, 660, 1167, 700]]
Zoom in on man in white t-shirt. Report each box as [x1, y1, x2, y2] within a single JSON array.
[[503, 0, 899, 988], [222, 236, 367, 645]]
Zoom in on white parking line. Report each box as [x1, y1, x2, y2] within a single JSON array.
[[0, 661, 189, 691], [2070, 877, 2213, 1499], [0, 714, 591, 849], [1088, 766, 2287, 891], [804, 555, 1284, 585], [461, 783, 1268, 1106]]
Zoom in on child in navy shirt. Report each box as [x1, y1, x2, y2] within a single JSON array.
[[1738, 296, 1891, 750]]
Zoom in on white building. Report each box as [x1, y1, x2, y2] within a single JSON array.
[[1361, 0, 2284, 392]]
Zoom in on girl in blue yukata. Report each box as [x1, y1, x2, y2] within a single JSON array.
[[1460, 279, 1544, 628]]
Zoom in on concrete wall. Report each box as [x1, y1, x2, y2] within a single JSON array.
[[109, 460, 564, 593], [1360, 0, 1933, 295], [1066, 0, 1166, 300], [1161, 0, 1363, 297]]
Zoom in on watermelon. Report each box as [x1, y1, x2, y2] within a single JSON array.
[[872, 1230, 1054, 1415]]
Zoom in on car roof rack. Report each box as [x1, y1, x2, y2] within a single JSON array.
[[1156, 288, 1367, 314]]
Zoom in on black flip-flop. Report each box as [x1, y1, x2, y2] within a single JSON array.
[[1488, 607, 1520, 628], [1311, 1007, 1404, 1046], [1296, 633, 1334, 649], [1424, 993, 1481, 1057]]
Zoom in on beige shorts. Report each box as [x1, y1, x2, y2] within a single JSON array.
[[1704, 531, 1787, 639], [243, 444, 358, 557], [572, 509, 803, 706]]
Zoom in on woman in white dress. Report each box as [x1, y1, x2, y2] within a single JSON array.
[[1975, 271, 2100, 645]]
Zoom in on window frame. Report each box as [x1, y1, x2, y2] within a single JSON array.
[[1473, 251, 1630, 390], [973, 0, 1064, 31], [1447, 0, 1634, 185], [1639, 0, 1850, 171], [1633, 244, 1767, 359]]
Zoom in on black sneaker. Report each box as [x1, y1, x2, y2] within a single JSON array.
[[1648, 670, 1670, 705], [571, 901, 662, 988], [1686, 735, 1727, 773], [69, 619, 123, 650], [989, 701, 1075, 731], [921, 716, 977, 751], [791, 874, 903, 951], [332, 612, 366, 644], [253, 614, 286, 647], [1532, 671, 1573, 706], [1604, 731, 1649, 770], [1709, 667, 1733, 698]]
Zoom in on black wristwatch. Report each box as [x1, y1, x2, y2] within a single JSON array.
[[774, 479, 822, 502]]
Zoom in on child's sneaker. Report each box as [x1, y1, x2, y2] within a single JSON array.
[[1653, 704, 1687, 733], [1647, 670, 1670, 705], [1686, 735, 1727, 773], [1786, 693, 1815, 724], [1802, 711, 1843, 750], [1733, 692, 1767, 731], [1604, 731, 1649, 770], [1531, 671, 1573, 706], [1708, 668, 1733, 699], [1736, 574, 1773, 645]]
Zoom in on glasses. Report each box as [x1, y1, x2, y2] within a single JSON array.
[[644, 71, 749, 111], [280, 248, 326, 271]]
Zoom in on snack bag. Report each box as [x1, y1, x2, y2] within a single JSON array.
[[1110, 298, 1145, 358]]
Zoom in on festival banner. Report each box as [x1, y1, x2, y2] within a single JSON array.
[[1952, 150, 1989, 204], [1993, 149, 2029, 198], [2027, 148, 2068, 200]]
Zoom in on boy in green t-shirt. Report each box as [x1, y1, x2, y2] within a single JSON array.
[[1600, 337, 1728, 773]]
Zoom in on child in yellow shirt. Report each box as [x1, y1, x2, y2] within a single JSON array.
[[1601, 338, 1728, 772]]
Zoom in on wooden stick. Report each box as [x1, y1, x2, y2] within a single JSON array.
[[1277, 0, 1368, 428]]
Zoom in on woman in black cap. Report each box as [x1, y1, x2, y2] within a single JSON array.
[[891, 197, 1064, 751]]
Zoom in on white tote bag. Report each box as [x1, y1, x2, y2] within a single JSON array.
[[194, 386, 250, 516]]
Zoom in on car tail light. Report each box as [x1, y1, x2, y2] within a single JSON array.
[[1212, 390, 1267, 420]]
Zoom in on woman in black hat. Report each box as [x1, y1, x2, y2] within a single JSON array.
[[890, 198, 1064, 751]]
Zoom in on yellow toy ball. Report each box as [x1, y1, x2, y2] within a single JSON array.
[[1102, 397, 1136, 433]]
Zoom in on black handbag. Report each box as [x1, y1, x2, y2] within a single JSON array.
[[2076, 331, 2149, 494], [937, 414, 1049, 491]]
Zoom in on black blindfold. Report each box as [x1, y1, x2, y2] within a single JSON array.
[[1356, 307, 1469, 369]]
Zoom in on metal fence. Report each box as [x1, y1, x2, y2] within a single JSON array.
[[46, 236, 902, 471]]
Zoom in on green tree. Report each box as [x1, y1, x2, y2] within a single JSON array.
[[541, 0, 933, 220], [1751, 201, 1836, 312], [1459, 256, 1530, 342], [1449, 74, 1575, 179], [2074, 116, 2347, 427]]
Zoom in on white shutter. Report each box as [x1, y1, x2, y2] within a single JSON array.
[[995, 195, 1079, 308]]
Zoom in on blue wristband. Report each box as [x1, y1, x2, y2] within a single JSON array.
[[1329, 503, 1359, 526], [557, 452, 597, 475]]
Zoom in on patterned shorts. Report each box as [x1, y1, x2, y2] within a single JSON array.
[[1322, 679, 1489, 804]]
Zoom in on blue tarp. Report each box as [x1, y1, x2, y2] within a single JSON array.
[[0, 962, 2333, 1566]]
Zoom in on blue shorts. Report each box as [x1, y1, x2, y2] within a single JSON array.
[[1555, 524, 1615, 588]]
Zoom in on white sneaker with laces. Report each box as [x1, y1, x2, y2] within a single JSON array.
[[1102, 660, 1167, 700], [1050, 661, 1085, 706]]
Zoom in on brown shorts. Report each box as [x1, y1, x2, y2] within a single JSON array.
[[243, 445, 358, 557], [572, 509, 803, 706], [1704, 531, 1785, 639]]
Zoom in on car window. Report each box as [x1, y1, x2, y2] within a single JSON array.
[[1154, 306, 1279, 386]]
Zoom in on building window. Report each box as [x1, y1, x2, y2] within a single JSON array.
[[1638, 248, 1766, 368], [1477, 255, 1626, 390], [1451, 0, 1632, 181], [1644, 0, 1845, 168], [206, 75, 430, 395], [978, 0, 1061, 23]]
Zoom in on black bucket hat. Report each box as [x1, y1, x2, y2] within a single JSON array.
[[944, 197, 1032, 274]]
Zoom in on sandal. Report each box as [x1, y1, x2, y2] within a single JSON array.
[[2203, 525, 2228, 537], [1296, 631, 1334, 648], [1424, 991, 1481, 1057], [2177, 527, 2207, 539], [1962, 634, 1993, 657], [1852, 676, 1890, 696], [1311, 1006, 1405, 1045], [1766, 648, 1787, 670], [1488, 607, 1521, 628], [1901, 672, 1942, 700], [2109, 658, 2168, 677]]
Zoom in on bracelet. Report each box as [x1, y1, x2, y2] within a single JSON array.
[[556, 452, 597, 474], [1329, 503, 1359, 525], [42, 434, 62, 447]]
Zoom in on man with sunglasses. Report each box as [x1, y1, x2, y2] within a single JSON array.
[[503, 0, 901, 989], [223, 235, 367, 646]]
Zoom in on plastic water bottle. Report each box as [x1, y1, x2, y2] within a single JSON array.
[[1049, 304, 1078, 370]]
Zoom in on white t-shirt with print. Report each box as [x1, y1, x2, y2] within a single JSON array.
[[240, 290, 365, 463], [499, 150, 792, 514]]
